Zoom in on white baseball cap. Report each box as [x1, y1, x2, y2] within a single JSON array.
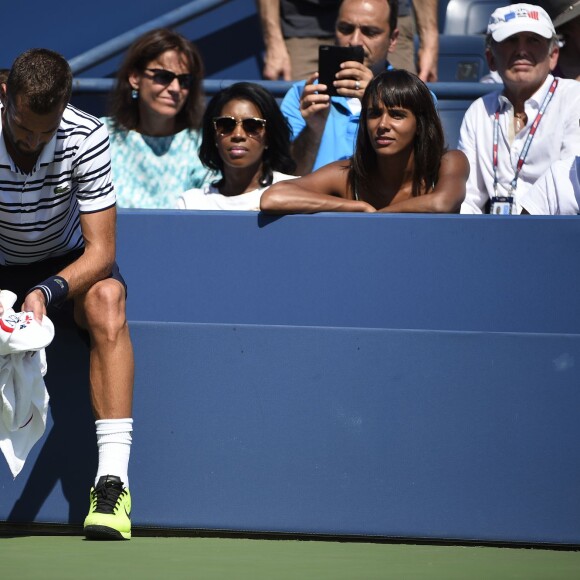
[[487, 3, 556, 41]]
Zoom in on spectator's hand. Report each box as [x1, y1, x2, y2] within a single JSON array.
[[334, 61, 374, 98], [22, 289, 46, 323], [359, 201, 377, 212], [417, 46, 438, 82], [262, 41, 292, 81], [300, 72, 331, 132]]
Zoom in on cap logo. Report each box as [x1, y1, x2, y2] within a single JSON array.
[[494, 7, 540, 24]]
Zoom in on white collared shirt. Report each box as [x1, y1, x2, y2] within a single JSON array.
[[458, 75, 580, 214], [520, 156, 580, 215], [0, 105, 115, 265]]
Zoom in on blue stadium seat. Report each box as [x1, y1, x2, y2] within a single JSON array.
[[443, 0, 505, 34], [437, 34, 490, 81], [436, 99, 474, 147]]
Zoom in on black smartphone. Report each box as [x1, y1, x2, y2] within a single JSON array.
[[318, 45, 364, 96]]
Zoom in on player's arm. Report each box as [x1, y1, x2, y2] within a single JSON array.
[[23, 207, 117, 321], [261, 161, 375, 213], [23, 119, 117, 321], [59, 206, 117, 294]]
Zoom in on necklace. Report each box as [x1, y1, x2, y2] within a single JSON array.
[[514, 112, 527, 133]]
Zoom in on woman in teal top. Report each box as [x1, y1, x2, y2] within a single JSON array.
[[102, 28, 208, 208]]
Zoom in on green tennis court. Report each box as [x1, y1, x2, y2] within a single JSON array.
[[3, 535, 580, 580]]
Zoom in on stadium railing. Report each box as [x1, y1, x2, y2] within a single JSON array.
[[71, 78, 501, 149]]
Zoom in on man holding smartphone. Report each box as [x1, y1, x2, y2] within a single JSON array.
[[280, 0, 399, 175]]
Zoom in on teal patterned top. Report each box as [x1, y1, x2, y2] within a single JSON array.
[[102, 117, 208, 209]]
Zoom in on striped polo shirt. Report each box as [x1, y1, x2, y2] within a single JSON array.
[[0, 104, 116, 266]]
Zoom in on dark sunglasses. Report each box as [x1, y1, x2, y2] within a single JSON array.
[[213, 116, 267, 137], [144, 68, 192, 89]]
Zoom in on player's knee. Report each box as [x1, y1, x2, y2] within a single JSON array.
[[82, 279, 127, 330]]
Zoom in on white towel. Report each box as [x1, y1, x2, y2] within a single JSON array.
[[0, 289, 55, 478]]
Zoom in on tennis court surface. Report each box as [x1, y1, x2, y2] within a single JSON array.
[[3, 534, 580, 579]]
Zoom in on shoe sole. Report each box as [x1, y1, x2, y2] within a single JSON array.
[[84, 524, 131, 540]]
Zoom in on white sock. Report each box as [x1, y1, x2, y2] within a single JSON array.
[[95, 418, 133, 489]]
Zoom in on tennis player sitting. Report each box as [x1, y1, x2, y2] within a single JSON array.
[[0, 49, 134, 540]]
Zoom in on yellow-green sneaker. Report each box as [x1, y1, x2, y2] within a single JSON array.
[[83, 475, 131, 540]]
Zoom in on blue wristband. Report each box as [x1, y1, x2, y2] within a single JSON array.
[[29, 276, 69, 306]]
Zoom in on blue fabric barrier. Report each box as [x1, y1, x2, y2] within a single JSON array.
[[118, 212, 580, 335], [2, 212, 579, 544]]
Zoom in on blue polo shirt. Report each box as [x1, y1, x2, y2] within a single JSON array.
[[280, 63, 394, 172]]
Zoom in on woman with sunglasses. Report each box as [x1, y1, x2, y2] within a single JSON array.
[[102, 28, 207, 208], [176, 82, 296, 211], [260, 69, 469, 214]]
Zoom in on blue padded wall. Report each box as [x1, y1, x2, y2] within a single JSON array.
[[118, 212, 580, 335], [129, 323, 580, 542], [2, 212, 580, 544]]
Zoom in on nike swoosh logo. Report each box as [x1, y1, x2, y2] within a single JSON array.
[[125, 507, 131, 519]]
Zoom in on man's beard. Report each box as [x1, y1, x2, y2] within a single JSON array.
[[3, 125, 43, 159]]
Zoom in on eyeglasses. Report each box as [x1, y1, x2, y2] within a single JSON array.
[[213, 116, 267, 137], [144, 68, 192, 90]]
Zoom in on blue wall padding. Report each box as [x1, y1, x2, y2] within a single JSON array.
[[118, 212, 580, 334], [2, 212, 579, 544]]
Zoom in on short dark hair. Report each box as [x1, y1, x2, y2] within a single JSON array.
[[7, 49, 72, 114], [108, 28, 204, 132], [199, 82, 296, 187], [350, 69, 445, 198]]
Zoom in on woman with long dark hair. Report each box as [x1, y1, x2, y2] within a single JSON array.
[[103, 28, 207, 208], [260, 69, 468, 213], [177, 82, 296, 210]]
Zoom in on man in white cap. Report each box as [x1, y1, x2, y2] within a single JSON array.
[[458, 3, 580, 214]]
